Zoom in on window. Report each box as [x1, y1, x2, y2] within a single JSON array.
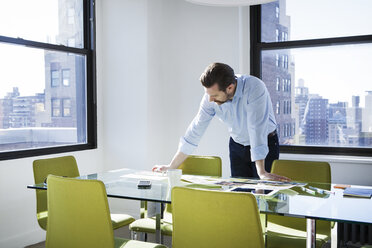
[[286, 101, 289, 114], [276, 101, 280, 114], [0, 0, 96, 160], [63, 99, 72, 117], [275, 6, 279, 18], [251, 0, 372, 156], [275, 54, 279, 67], [67, 38, 75, 47], [62, 69, 70, 86], [52, 99, 61, 117], [283, 55, 288, 68], [67, 8, 75, 25], [276, 77, 280, 91], [51, 70, 60, 87], [275, 29, 279, 42]]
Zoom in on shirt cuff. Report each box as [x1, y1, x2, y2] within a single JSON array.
[[177, 137, 197, 155], [250, 144, 269, 162]]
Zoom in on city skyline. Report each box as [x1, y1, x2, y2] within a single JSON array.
[[1, 0, 372, 104], [261, 0, 372, 147], [1, 0, 371, 149], [0, 0, 58, 98]]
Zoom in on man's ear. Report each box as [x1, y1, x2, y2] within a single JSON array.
[[226, 83, 234, 93]]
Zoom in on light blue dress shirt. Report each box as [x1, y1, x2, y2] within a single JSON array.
[[178, 74, 277, 162]]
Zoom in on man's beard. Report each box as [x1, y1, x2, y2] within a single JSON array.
[[214, 92, 233, 105]]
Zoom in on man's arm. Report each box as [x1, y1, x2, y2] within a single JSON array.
[[152, 94, 215, 172], [152, 151, 188, 172], [255, 159, 290, 181], [244, 78, 289, 181]]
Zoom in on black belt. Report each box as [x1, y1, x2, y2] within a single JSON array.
[[268, 129, 277, 138]]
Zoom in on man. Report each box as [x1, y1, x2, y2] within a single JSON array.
[[153, 62, 288, 181]]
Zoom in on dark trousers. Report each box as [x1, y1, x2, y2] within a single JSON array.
[[229, 133, 279, 178]]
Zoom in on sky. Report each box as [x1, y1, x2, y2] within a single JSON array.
[[285, 0, 372, 107], [0, 0, 58, 97], [0, 0, 371, 106]]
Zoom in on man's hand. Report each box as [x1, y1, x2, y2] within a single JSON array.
[[152, 164, 170, 172], [152, 152, 188, 173], [258, 171, 290, 182], [255, 159, 291, 182]]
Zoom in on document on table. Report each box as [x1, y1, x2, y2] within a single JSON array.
[[343, 187, 372, 198], [217, 179, 303, 191], [181, 175, 222, 185], [120, 171, 168, 181], [181, 175, 299, 192]]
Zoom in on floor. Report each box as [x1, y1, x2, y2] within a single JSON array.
[[24, 227, 173, 248], [24, 224, 369, 248]]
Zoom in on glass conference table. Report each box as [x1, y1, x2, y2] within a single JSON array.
[[28, 168, 372, 248]]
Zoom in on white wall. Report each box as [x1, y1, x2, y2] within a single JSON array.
[[100, 0, 241, 177], [0, 128, 105, 246], [0, 0, 371, 247], [0, 150, 104, 247], [100, 0, 372, 182]]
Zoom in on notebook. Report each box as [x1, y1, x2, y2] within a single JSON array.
[[343, 187, 372, 198]]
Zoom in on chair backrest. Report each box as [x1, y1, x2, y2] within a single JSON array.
[[46, 175, 115, 248], [178, 155, 222, 177], [165, 155, 222, 215], [32, 155, 80, 230], [172, 187, 264, 248], [271, 160, 331, 184], [269, 159, 331, 234]]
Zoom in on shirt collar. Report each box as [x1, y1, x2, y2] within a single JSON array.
[[232, 75, 243, 103]]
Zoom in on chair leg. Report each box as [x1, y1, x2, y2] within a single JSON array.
[[130, 230, 137, 240], [138, 232, 146, 241]]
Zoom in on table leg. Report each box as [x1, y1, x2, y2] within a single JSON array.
[[155, 202, 164, 244], [306, 218, 316, 248], [140, 200, 147, 218], [331, 222, 338, 248]]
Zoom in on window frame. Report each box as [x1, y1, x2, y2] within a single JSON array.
[[250, 4, 372, 157], [0, 0, 97, 161]]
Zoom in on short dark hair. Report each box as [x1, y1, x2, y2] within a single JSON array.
[[200, 62, 236, 91]]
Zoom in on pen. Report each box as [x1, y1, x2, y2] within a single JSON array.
[[308, 186, 334, 194], [301, 186, 316, 195]]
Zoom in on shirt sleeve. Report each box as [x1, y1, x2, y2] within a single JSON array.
[[178, 94, 215, 155], [246, 78, 271, 162]]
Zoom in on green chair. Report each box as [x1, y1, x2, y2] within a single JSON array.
[[46, 175, 167, 248], [172, 187, 264, 248], [266, 159, 332, 248], [33, 155, 135, 231], [129, 155, 222, 241]]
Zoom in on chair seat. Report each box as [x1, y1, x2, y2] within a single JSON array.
[[129, 217, 173, 236], [266, 222, 329, 248], [33, 156, 136, 232], [111, 213, 135, 229], [129, 155, 222, 241], [266, 160, 332, 248], [114, 237, 167, 248], [37, 212, 134, 230], [37, 211, 48, 230]]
